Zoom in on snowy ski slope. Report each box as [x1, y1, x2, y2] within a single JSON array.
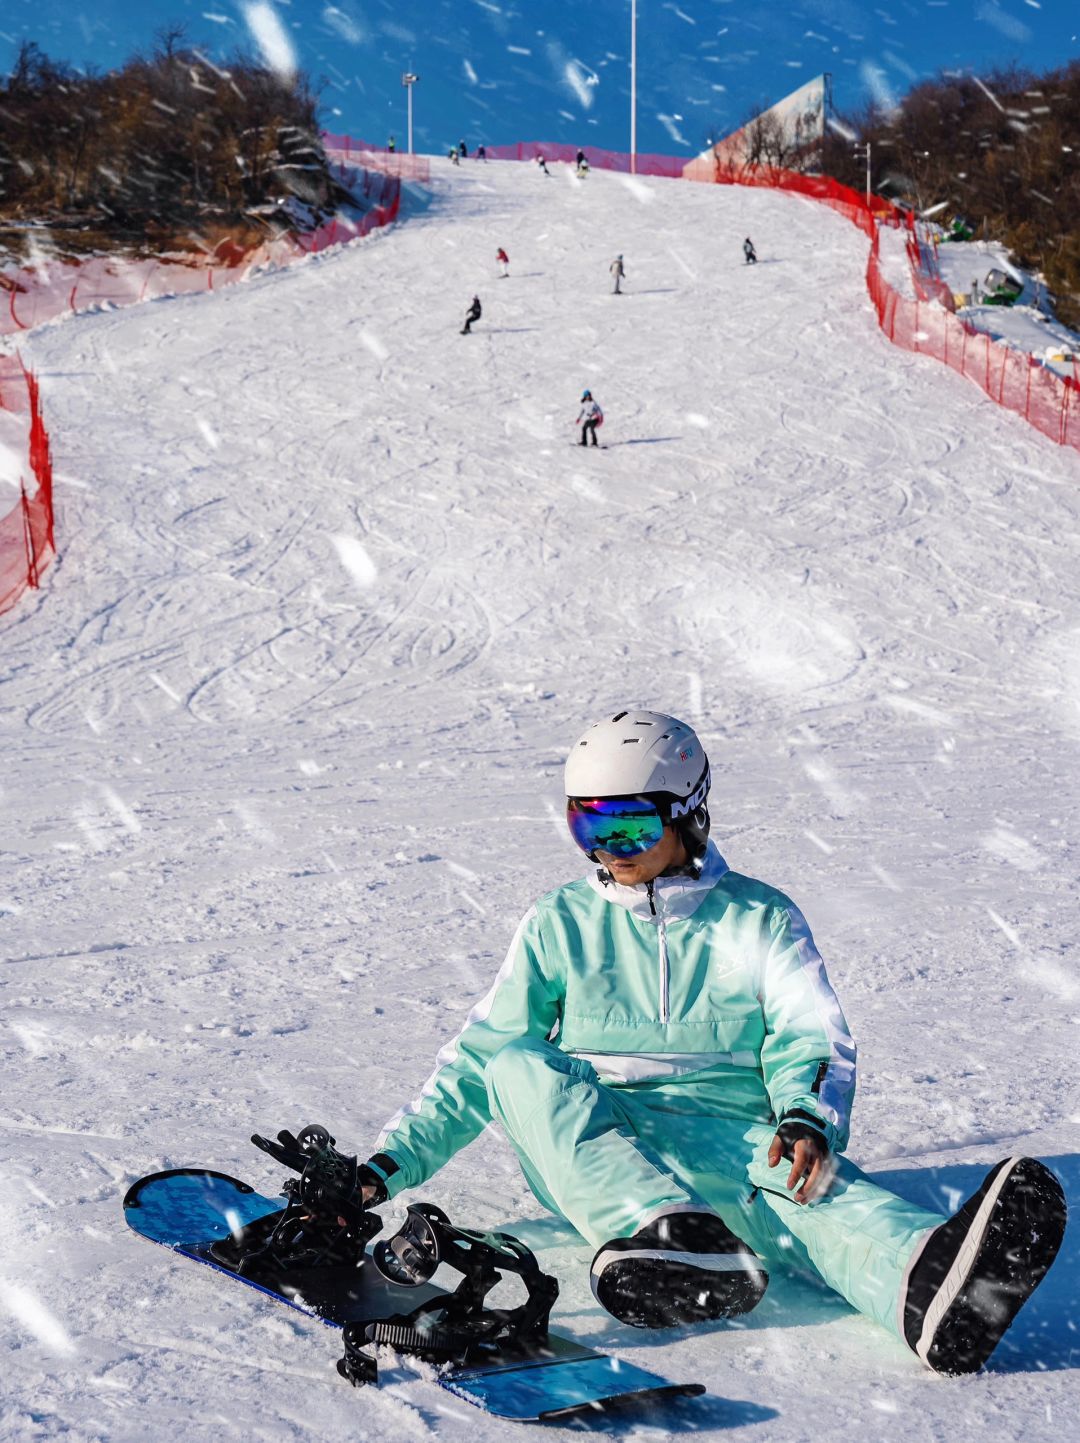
[[3, 156, 1079, 1442]]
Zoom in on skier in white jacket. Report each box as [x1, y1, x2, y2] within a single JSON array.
[[575, 390, 603, 447]]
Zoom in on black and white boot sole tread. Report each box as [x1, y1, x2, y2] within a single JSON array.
[[912, 1156, 1066, 1375], [591, 1229, 768, 1329]]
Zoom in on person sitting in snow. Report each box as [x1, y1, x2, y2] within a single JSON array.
[[350, 710, 1065, 1376], [575, 389, 603, 447], [460, 295, 482, 335], [496, 248, 510, 278], [743, 236, 757, 264]]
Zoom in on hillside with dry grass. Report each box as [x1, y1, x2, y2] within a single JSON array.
[[821, 62, 1080, 324]]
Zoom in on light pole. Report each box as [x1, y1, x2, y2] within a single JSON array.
[[854, 139, 871, 205], [630, 1, 637, 174], [402, 72, 419, 156]]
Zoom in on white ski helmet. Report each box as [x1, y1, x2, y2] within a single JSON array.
[[564, 709, 711, 857]]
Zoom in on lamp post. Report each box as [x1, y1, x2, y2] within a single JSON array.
[[402, 72, 419, 156], [854, 139, 871, 205], [630, 1, 637, 174]]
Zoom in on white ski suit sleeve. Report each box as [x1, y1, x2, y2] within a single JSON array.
[[373, 907, 562, 1195], [759, 900, 856, 1151]]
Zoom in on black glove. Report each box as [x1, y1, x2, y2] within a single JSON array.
[[251, 1125, 387, 1230], [775, 1108, 829, 1161]]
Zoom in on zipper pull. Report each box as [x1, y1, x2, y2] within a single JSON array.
[[645, 880, 657, 916]]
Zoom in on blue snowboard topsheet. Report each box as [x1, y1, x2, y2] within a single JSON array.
[[124, 1168, 704, 1421], [126, 1169, 282, 1246]]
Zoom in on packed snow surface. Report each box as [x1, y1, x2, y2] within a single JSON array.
[[4, 156, 1079, 1442]]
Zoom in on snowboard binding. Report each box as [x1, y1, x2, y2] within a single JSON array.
[[338, 1203, 559, 1387], [209, 1124, 383, 1276]]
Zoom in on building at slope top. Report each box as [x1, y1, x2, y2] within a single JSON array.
[[693, 76, 830, 177]]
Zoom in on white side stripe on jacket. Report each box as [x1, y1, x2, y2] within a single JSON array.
[[784, 903, 856, 1133]]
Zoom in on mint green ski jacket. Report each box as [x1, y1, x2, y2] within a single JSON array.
[[375, 844, 856, 1196]]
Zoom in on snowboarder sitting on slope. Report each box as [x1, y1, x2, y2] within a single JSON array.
[[350, 710, 1066, 1375], [610, 254, 625, 294], [496, 248, 510, 278], [743, 236, 757, 264], [461, 295, 482, 334], [576, 390, 603, 447]]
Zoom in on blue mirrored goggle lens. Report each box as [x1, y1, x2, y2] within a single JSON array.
[[566, 797, 665, 858]]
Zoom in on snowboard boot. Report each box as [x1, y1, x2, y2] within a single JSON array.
[[590, 1210, 768, 1329], [902, 1157, 1066, 1375]]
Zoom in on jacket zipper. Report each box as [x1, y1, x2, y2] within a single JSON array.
[[646, 881, 670, 1023]]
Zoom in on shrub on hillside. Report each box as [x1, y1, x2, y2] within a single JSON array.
[[819, 61, 1080, 323], [0, 31, 332, 244]]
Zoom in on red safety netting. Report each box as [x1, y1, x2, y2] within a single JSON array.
[[0, 160, 398, 614], [0, 354, 55, 617], [1, 166, 400, 336], [866, 233, 1080, 449], [321, 134, 431, 182], [480, 140, 687, 177]]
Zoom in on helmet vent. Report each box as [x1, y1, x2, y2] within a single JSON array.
[[621, 738, 640, 744], [611, 711, 628, 722]]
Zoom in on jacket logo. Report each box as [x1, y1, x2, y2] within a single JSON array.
[[670, 772, 709, 818]]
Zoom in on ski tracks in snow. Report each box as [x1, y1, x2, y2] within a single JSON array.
[[4, 157, 1080, 1443]]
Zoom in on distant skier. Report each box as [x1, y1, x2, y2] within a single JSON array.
[[575, 148, 586, 169], [576, 157, 590, 179], [496, 247, 510, 278], [743, 237, 757, 265], [459, 140, 468, 159], [449, 147, 460, 166], [536, 154, 551, 176], [971, 277, 981, 304], [388, 135, 396, 154], [576, 390, 603, 447], [610, 254, 625, 295], [477, 144, 487, 162], [461, 295, 482, 335]]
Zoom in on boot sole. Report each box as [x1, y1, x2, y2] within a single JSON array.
[[918, 1157, 1066, 1374], [593, 1251, 768, 1329]]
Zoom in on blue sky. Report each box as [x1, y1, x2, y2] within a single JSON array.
[[1, 1, 1075, 155]]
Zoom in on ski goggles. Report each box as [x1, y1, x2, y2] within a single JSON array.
[[566, 796, 666, 858]]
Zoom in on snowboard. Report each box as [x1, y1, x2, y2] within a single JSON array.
[[124, 1168, 705, 1423]]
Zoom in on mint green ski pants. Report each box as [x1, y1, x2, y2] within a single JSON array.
[[484, 1037, 946, 1339]]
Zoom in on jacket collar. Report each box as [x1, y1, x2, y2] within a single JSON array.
[[585, 840, 729, 921]]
